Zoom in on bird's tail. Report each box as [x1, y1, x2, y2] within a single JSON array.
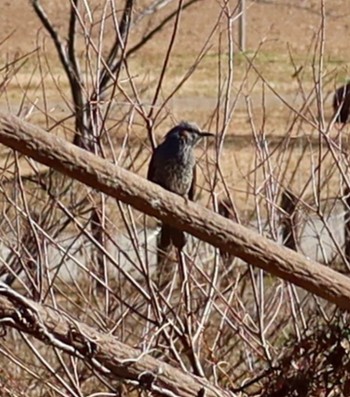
[[156, 224, 186, 285], [159, 224, 186, 251]]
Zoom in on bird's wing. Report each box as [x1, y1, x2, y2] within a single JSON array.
[[188, 165, 196, 201], [147, 151, 156, 181]]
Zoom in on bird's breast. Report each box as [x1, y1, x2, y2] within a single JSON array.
[[152, 156, 194, 197]]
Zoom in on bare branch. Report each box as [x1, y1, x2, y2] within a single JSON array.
[[126, 0, 200, 60], [31, 0, 88, 149], [147, 0, 184, 122], [98, 0, 134, 91], [97, 0, 201, 99]]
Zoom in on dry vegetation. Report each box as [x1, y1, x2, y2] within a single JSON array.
[[0, 0, 350, 396]]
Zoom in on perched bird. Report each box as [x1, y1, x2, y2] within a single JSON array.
[[333, 82, 350, 124], [147, 122, 213, 262]]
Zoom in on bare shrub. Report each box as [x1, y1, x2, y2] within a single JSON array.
[[0, 0, 349, 396]]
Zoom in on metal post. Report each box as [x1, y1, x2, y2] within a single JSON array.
[[238, 0, 246, 52]]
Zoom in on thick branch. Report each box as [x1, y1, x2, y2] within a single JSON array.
[[0, 286, 228, 397], [0, 113, 350, 310]]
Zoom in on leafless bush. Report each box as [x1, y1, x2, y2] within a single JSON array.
[[0, 0, 349, 396]]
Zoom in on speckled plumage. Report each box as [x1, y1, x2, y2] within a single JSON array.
[[147, 122, 213, 257]]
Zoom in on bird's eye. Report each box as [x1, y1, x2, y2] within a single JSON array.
[[179, 130, 188, 142]]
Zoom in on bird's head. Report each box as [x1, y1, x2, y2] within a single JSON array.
[[165, 121, 214, 147]]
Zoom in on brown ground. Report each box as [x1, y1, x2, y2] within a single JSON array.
[[2, 1, 350, 59], [2, 2, 350, 71], [1, 0, 350, 212]]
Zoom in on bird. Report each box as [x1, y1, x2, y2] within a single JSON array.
[[147, 121, 214, 264], [333, 82, 350, 124]]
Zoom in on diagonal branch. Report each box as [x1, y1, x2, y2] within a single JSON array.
[[0, 284, 230, 397], [0, 113, 350, 310], [126, 0, 200, 58]]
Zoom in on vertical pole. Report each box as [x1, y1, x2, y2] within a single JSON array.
[[238, 0, 246, 52], [280, 189, 298, 251]]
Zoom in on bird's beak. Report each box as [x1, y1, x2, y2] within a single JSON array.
[[199, 132, 215, 138]]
